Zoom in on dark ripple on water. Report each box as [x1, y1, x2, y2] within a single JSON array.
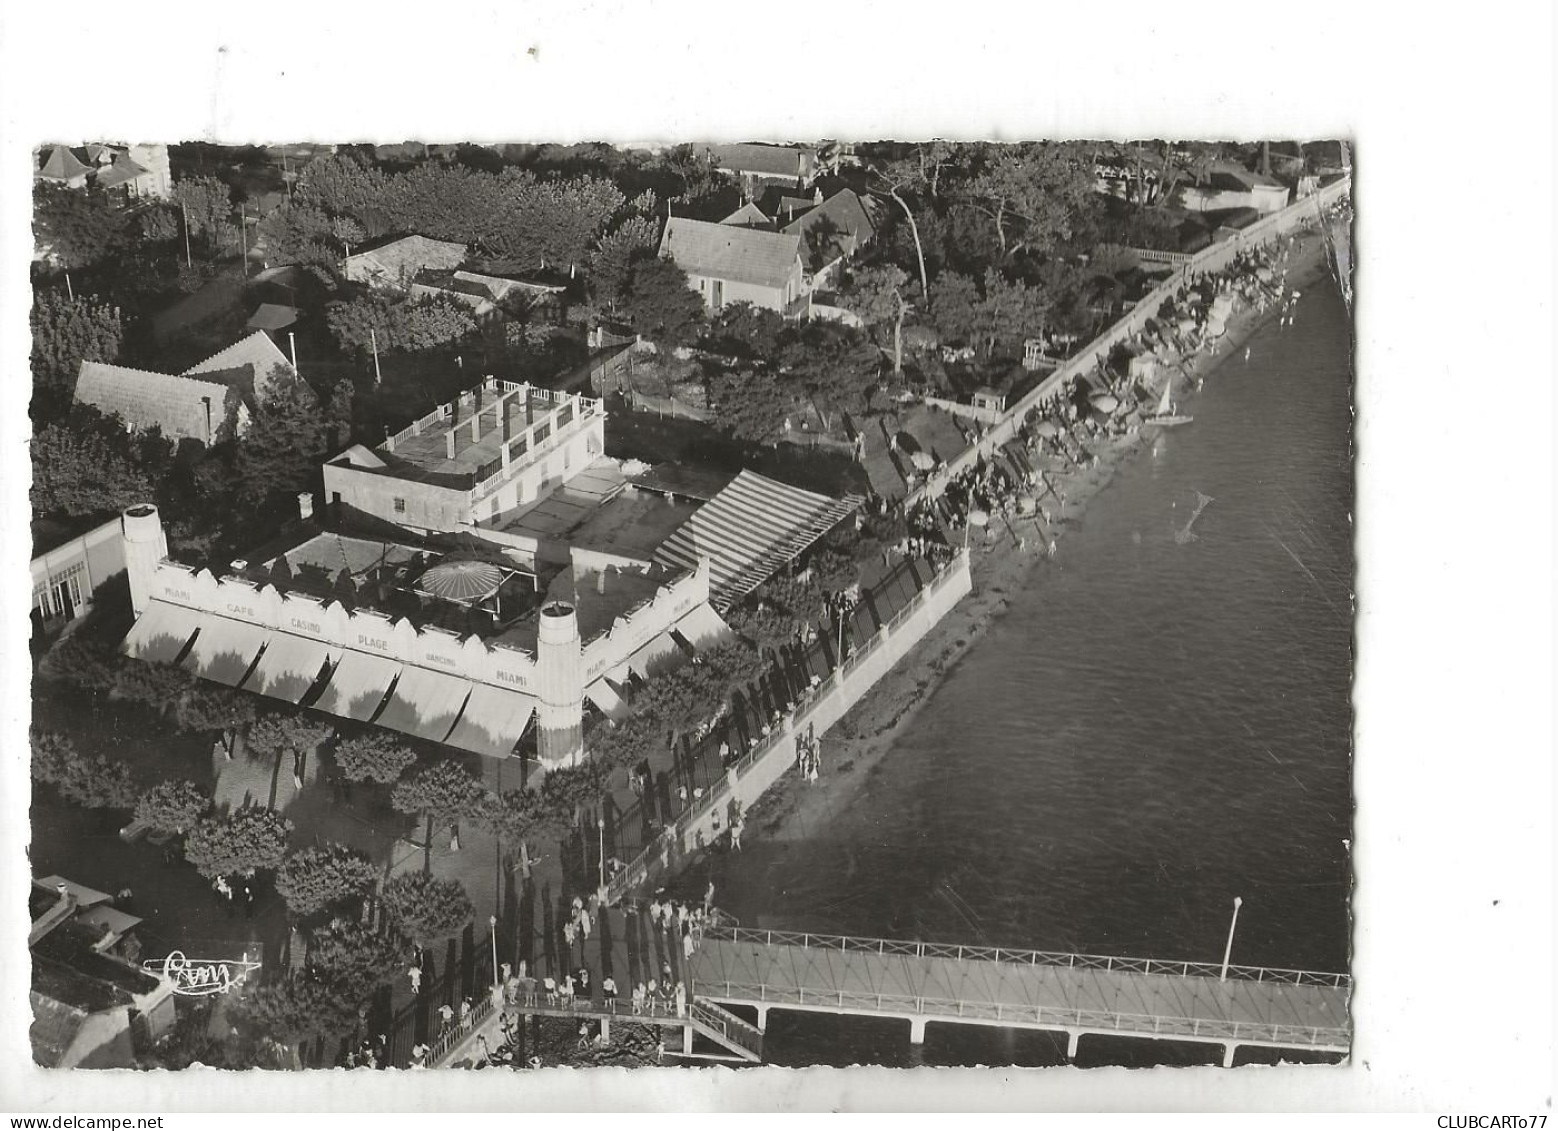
[[712, 277, 1356, 1067]]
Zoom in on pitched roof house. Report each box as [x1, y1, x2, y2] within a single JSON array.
[[782, 188, 876, 282], [36, 145, 92, 188], [35, 143, 170, 199], [1178, 166, 1291, 215], [344, 234, 468, 290], [659, 216, 808, 317], [73, 331, 306, 444], [702, 143, 820, 189]]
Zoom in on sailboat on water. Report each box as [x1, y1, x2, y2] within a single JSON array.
[[1148, 371, 1193, 427]]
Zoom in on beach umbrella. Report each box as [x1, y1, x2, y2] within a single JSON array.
[[1206, 316, 1227, 339], [420, 559, 504, 602], [909, 450, 936, 471], [967, 509, 989, 527], [1089, 393, 1119, 414], [1033, 419, 1061, 438]]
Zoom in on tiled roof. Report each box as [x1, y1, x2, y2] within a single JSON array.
[[703, 142, 816, 180], [783, 188, 874, 268], [346, 235, 467, 286], [75, 361, 241, 443], [719, 202, 774, 229], [183, 330, 297, 403], [28, 991, 87, 1068], [37, 145, 91, 181], [94, 157, 149, 189], [660, 216, 802, 290]]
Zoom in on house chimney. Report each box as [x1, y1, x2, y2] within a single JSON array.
[[297, 492, 314, 521]]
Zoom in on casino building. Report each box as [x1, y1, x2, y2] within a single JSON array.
[[115, 377, 859, 772]]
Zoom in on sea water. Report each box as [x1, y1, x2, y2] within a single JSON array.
[[710, 272, 1355, 1067]]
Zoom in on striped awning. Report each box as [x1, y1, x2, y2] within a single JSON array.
[[654, 470, 864, 608], [122, 601, 202, 665], [181, 616, 268, 687], [443, 684, 535, 758], [245, 633, 338, 703], [376, 665, 472, 743], [314, 652, 401, 721]]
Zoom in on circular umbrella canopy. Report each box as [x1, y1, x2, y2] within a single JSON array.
[[1090, 393, 1120, 414], [421, 559, 504, 601], [909, 450, 936, 471], [967, 509, 990, 527], [1033, 419, 1061, 438]]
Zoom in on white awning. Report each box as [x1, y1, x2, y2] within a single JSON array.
[[314, 651, 401, 721], [584, 677, 631, 721], [670, 602, 733, 651], [181, 615, 269, 687], [443, 684, 535, 759], [376, 665, 472, 743], [245, 633, 338, 703], [626, 630, 686, 680], [122, 601, 202, 664]]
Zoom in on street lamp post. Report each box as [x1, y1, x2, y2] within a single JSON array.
[[489, 914, 500, 1003], [597, 816, 606, 892], [1219, 896, 1244, 982]]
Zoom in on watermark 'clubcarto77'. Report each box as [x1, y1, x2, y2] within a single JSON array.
[[1438, 1118, 1548, 1129]]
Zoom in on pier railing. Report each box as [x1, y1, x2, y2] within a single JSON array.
[[697, 980, 1350, 1051], [703, 925, 1350, 990]]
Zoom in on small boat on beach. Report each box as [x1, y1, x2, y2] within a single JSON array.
[[1147, 372, 1193, 427]]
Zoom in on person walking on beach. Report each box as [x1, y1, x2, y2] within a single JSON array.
[[602, 975, 617, 1009], [407, 965, 422, 994], [438, 1003, 454, 1033], [730, 819, 744, 852], [579, 907, 592, 940], [683, 926, 695, 961], [562, 920, 576, 953]]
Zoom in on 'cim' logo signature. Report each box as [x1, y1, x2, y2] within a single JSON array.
[[143, 950, 263, 996]]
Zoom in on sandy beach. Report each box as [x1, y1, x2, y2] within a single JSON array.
[[737, 229, 1343, 848]]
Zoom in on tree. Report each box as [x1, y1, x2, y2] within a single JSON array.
[[230, 369, 333, 510], [379, 872, 474, 947], [245, 711, 334, 762], [172, 176, 234, 241], [172, 685, 259, 735], [391, 761, 490, 846], [959, 144, 1096, 258], [275, 844, 379, 917], [236, 974, 362, 1044], [328, 214, 366, 260], [865, 161, 931, 300], [702, 302, 786, 361], [706, 368, 792, 443], [44, 632, 121, 692], [775, 322, 880, 429], [139, 204, 182, 244], [929, 271, 981, 345], [30, 424, 155, 517], [31, 729, 139, 810], [324, 292, 477, 356], [134, 780, 210, 837], [535, 764, 603, 828], [844, 264, 914, 374], [306, 919, 409, 995], [589, 215, 659, 307], [254, 202, 335, 268], [30, 290, 125, 410], [474, 787, 570, 847], [32, 182, 131, 269], [184, 807, 293, 879], [975, 267, 1047, 357], [111, 659, 195, 710], [620, 257, 703, 350], [334, 733, 417, 784]]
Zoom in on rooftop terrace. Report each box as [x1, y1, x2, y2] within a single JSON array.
[[380, 378, 603, 487]]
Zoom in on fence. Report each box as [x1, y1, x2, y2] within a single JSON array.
[[907, 176, 1352, 506], [604, 549, 973, 904], [701, 926, 1351, 989]]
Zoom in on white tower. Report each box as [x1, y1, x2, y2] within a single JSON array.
[[535, 601, 584, 768], [121, 504, 166, 617]]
